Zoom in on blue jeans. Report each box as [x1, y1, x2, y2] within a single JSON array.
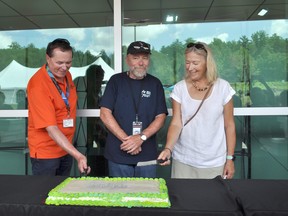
[[31, 154, 73, 176], [108, 160, 157, 178]]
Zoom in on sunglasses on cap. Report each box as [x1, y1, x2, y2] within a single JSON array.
[[133, 42, 150, 49], [186, 42, 207, 53]]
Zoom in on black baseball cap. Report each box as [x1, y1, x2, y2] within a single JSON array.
[[127, 41, 151, 55]]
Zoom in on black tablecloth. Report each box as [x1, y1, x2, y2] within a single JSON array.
[[0, 175, 287, 216]]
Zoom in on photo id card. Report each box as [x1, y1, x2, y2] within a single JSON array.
[[132, 121, 142, 135], [63, 118, 74, 128]]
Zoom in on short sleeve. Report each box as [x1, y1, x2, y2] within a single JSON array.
[[170, 80, 185, 104], [99, 74, 118, 111], [223, 81, 236, 105]]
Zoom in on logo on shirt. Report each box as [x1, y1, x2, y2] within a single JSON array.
[[141, 90, 151, 98]]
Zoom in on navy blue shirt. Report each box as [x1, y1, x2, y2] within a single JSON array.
[[100, 72, 168, 164]]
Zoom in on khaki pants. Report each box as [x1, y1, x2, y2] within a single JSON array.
[[171, 159, 224, 179]]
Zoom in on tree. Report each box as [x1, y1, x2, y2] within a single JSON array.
[[8, 42, 22, 50]]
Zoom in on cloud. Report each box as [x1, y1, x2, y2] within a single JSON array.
[[270, 20, 288, 38], [196, 33, 229, 44], [123, 24, 169, 46], [0, 33, 13, 49], [216, 33, 229, 42], [175, 23, 199, 30], [36, 27, 115, 55], [35, 27, 115, 55], [195, 36, 214, 44], [31, 28, 89, 53], [36, 28, 86, 41], [86, 27, 114, 55], [168, 23, 200, 44]]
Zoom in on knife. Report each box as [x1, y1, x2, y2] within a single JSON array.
[[137, 158, 168, 166], [80, 168, 89, 177]]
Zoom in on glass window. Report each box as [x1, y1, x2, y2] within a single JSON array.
[[0, 0, 287, 179], [0, 27, 114, 176], [123, 0, 288, 179]]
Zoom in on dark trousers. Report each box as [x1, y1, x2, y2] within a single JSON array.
[[108, 160, 157, 178], [30, 154, 73, 176]]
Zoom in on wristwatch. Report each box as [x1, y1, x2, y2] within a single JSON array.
[[140, 133, 147, 141], [226, 155, 236, 161]]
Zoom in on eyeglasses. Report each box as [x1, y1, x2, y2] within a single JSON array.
[[51, 38, 70, 45], [186, 42, 207, 53]]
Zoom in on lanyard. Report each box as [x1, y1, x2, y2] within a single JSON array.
[[47, 67, 71, 116], [127, 72, 144, 122]]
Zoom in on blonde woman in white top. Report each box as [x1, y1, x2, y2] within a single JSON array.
[[158, 42, 236, 179]]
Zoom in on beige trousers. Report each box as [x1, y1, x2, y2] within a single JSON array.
[[171, 159, 224, 179]]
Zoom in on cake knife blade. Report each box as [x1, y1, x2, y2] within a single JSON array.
[[80, 168, 89, 177], [136, 158, 168, 166]]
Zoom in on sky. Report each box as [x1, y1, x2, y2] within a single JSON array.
[[0, 19, 287, 56]]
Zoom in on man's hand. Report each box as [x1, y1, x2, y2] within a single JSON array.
[[120, 135, 143, 155], [76, 154, 91, 175]]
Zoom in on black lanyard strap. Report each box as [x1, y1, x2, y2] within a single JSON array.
[[127, 72, 144, 121]]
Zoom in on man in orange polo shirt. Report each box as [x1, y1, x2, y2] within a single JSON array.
[[27, 38, 91, 176]]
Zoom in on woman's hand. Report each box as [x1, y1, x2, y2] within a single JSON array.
[[157, 148, 172, 166], [222, 160, 235, 179]]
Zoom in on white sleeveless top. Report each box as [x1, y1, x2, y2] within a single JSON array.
[[171, 78, 235, 168]]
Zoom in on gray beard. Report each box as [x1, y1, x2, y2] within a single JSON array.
[[130, 68, 147, 79]]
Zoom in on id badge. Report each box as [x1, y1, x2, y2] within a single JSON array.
[[132, 121, 142, 135], [63, 118, 74, 128]]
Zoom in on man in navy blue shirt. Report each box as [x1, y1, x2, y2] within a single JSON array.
[[100, 41, 168, 178]]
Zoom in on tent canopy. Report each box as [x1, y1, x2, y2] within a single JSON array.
[[0, 58, 114, 89]]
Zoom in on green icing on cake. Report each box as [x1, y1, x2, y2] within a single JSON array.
[[45, 177, 171, 208]]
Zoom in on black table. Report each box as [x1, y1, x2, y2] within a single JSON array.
[[0, 175, 287, 216]]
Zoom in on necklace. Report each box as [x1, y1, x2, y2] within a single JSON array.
[[192, 81, 210, 91]]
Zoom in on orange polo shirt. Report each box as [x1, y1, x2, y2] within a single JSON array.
[[27, 64, 77, 159]]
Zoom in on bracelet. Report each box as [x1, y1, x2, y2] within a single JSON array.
[[226, 155, 236, 161], [164, 147, 172, 155]]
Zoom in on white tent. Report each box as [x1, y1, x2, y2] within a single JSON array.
[[0, 60, 37, 89], [69, 57, 114, 82], [0, 58, 114, 89], [95, 57, 115, 81]]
